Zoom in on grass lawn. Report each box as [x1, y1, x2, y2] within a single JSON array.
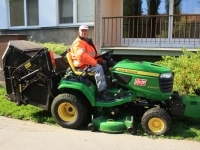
[[0, 85, 200, 142], [0, 85, 55, 124]]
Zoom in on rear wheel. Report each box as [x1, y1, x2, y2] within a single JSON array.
[[51, 93, 89, 129], [141, 107, 172, 135]]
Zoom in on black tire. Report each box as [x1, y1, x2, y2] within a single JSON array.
[[51, 93, 89, 129], [141, 107, 172, 136]]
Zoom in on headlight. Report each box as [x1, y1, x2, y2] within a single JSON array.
[[160, 73, 173, 78]]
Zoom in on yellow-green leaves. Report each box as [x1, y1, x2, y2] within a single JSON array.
[[156, 48, 200, 95]]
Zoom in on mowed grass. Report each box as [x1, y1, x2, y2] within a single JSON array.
[[0, 85, 200, 142]]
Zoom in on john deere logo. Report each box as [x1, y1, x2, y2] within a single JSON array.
[[134, 78, 147, 86], [115, 68, 159, 77]]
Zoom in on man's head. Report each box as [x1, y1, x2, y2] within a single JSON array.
[[78, 25, 89, 38]]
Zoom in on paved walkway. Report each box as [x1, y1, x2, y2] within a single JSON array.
[[0, 116, 200, 150]]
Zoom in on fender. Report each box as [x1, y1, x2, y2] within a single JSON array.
[[58, 78, 97, 106]]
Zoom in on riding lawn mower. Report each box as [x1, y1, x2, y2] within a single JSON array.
[[2, 40, 200, 136]]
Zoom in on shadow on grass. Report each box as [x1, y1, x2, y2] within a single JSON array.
[[30, 110, 56, 125], [166, 117, 200, 139]]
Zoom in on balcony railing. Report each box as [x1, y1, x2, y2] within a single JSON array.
[[102, 14, 200, 48]]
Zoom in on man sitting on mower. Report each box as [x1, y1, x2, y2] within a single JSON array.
[[70, 25, 112, 101]]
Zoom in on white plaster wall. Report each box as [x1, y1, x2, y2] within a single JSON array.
[[0, 0, 8, 29]]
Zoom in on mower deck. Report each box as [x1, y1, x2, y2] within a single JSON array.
[[89, 114, 134, 134]]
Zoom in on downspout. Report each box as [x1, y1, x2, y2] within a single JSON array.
[[94, 0, 102, 54], [168, 0, 174, 47]]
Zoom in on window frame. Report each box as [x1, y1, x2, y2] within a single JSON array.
[[7, 0, 94, 29], [58, 0, 94, 26], [8, 0, 39, 29]]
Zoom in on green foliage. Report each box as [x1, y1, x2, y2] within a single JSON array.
[[123, 0, 142, 15], [40, 42, 70, 55], [156, 48, 200, 95], [147, 0, 161, 15]]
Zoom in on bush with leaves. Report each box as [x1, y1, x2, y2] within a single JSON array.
[[156, 48, 200, 95], [40, 42, 70, 55]]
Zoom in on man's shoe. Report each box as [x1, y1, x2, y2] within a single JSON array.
[[98, 90, 112, 101]]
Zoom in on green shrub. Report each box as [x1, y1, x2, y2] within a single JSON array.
[[156, 48, 200, 95], [40, 42, 70, 55]]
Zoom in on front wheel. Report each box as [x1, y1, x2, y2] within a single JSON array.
[[141, 107, 172, 136], [51, 93, 89, 129]]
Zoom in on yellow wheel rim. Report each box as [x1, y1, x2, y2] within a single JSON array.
[[58, 102, 76, 122], [148, 117, 164, 132]]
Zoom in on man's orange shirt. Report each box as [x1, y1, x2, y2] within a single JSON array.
[[70, 37, 97, 67]]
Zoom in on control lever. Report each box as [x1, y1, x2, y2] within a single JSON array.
[[78, 65, 91, 86], [78, 65, 91, 78], [83, 65, 91, 72], [114, 88, 124, 99]]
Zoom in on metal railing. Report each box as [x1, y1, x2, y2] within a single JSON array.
[[102, 14, 200, 48]]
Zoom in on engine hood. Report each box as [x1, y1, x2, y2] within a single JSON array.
[[112, 59, 171, 77]]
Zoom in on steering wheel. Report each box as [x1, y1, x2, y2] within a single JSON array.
[[98, 50, 114, 60]]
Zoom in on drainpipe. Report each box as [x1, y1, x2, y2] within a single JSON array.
[[168, 0, 174, 46], [94, 0, 102, 54]]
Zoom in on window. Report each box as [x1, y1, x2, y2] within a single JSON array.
[[123, 0, 169, 38], [27, 0, 39, 26], [172, 0, 200, 38], [77, 0, 94, 23], [9, 0, 24, 26], [9, 0, 39, 27], [59, 0, 94, 24], [123, 0, 200, 39], [59, 0, 73, 23], [180, 0, 200, 14]]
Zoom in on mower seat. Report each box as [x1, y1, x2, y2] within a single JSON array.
[[66, 52, 94, 76]]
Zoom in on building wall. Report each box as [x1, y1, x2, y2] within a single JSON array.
[[101, 0, 123, 47], [101, 0, 122, 17], [0, 0, 8, 29], [0, 0, 94, 45], [1, 27, 94, 45]]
